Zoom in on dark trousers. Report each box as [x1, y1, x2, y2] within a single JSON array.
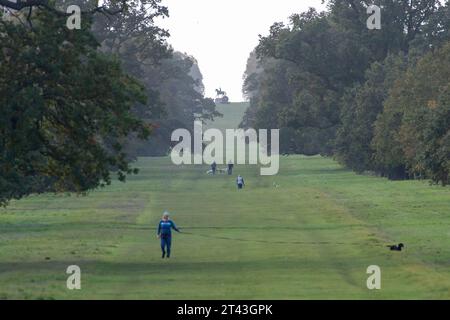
[[237, 183, 243, 189], [160, 235, 172, 257]]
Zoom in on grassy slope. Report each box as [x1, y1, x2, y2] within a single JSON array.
[[205, 102, 248, 131], [1, 102, 450, 299]]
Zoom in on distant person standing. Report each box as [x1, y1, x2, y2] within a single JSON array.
[[157, 211, 180, 259], [227, 161, 234, 175], [236, 175, 245, 190], [211, 161, 217, 175]]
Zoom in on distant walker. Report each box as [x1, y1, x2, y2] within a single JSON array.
[[236, 175, 245, 190]]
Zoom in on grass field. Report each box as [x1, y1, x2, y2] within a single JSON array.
[[205, 102, 248, 131], [1, 102, 450, 300]]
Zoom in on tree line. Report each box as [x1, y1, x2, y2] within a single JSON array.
[[242, 0, 450, 185], [0, 0, 220, 205]]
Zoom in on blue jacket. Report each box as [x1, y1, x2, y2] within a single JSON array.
[[157, 220, 180, 237]]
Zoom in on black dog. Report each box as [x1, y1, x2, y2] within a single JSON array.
[[387, 243, 405, 251]]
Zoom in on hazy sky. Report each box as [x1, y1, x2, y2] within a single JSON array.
[[158, 0, 327, 102]]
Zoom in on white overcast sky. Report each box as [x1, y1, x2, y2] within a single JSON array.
[[158, 0, 327, 102]]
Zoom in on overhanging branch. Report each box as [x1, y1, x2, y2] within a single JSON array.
[[0, 0, 128, 17]]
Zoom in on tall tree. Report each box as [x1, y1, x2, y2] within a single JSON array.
[[0, 8, 152, 205], [335, 54, 407, 172], [244, 0, 448, 165], [373, 42, 450, 185], [92, 2, 220, 157]]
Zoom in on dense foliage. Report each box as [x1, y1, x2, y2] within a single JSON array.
[[92, 1, 220, 157], [243, 0, 450, 185], [0, 1, 219, 205], [0, 9, 151, 205]]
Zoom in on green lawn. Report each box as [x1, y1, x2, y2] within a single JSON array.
[[1, 103, 450, 299], [205, 102, 248, 131]]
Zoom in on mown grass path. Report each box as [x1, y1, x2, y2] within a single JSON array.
[[1, 103, 449, 299]]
